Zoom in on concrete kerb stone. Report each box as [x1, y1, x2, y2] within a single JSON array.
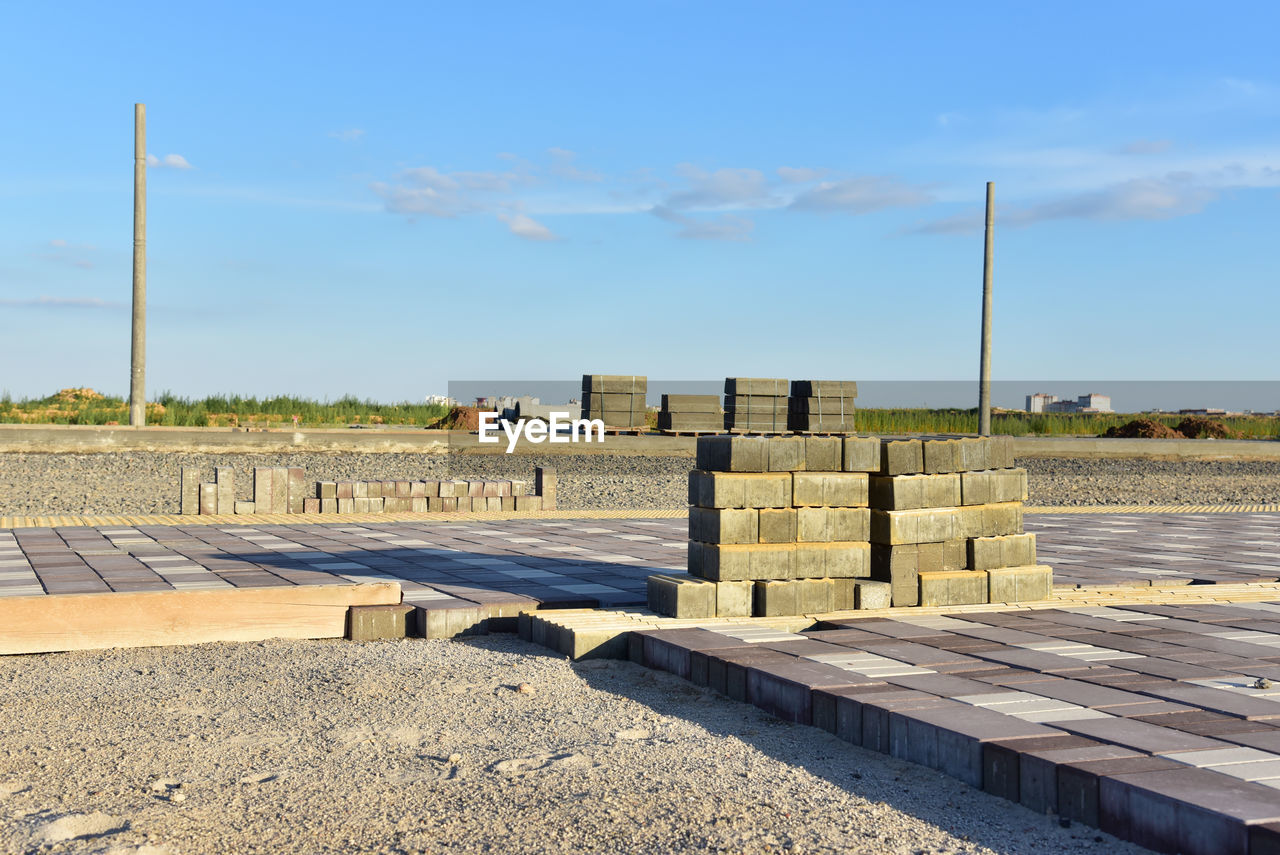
[[346, 603, 415, 641]]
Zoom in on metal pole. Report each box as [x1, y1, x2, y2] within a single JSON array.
[[978, 181, 994, 436], [130, 104, 147, 427]]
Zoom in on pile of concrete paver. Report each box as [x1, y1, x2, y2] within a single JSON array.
[[649, 432, 1049, 617], [657, 394, 722, 432], [180, 467, 552, 515], [872, 435, 1047, 607], [788, 379, 858, 433], [724, 377, 789, 432], [580, 374, 647, 429]]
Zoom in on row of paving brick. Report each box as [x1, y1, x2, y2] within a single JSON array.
[[620, 603, 1280, 855], [0, 519, 688, 608], [5, 513, 1280, 605], [1034, 512, 1280, 588]]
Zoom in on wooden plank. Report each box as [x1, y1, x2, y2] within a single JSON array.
[[0, 581, 401, 655]]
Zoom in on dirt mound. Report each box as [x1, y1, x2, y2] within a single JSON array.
[[435, 406, 481, 431], [51, 387, 105, 403], [1176, 416, 1238, 439], [1101, 418, 1183, 439]]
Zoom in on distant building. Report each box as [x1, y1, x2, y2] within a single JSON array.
[[1076, 393, 1112, 413], [1027, 392, 1113, 414], [1026, 393, 1056, 413], [1179, 408, 1227, 416], [424, 395, 456, 407]]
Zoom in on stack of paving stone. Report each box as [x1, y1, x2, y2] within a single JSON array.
[[788, 380, 857, 433], [723, 378, 789, 433], [648, 434, 884, 619], [305, 479, 538, 514], [656, 394, 723, 433], [180, 469, 541, 515], [581, 374, 647, 429], [869, 436, 1049, 607], [181, 466, 306, 515]]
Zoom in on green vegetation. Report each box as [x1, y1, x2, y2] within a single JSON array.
[[2, 389, 1276, 438], [0, 388, 451, 428], [855, 408, 1279, 439]]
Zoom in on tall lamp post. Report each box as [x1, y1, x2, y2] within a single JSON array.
[[978, 182, 994, 436], [130, 103, 146, 427]]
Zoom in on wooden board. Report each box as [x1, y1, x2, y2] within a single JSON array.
[[0, 581, 401, 655]]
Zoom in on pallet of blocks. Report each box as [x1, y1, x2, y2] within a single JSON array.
[[647, 433, 886, 618], [723, 377, 788, 433], [581, 374, 647, 429], [657, 394, 723, 432], [788, 380, 857, 433], [868, 435, 1051, 607]]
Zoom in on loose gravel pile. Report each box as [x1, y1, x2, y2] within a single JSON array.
[[0, 635, 1145, 855], [1, 451, 1279, 516]]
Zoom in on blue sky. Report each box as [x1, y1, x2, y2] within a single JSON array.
[[2, 1, 1278, 402]]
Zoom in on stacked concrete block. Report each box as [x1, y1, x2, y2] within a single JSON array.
[[657, 394, 722, 432], [181, 468, 549, 516], [581, 375, 647, 428], [649, 434, 881, 619], [723, 378, 789, 433], [867, 436, 1049, 607], [788, 380, 858, 433]]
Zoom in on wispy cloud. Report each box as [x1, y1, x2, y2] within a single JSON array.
[[372, 165, 531, 219], [776, 166, 827, 184], [498, 212, 558, 241], [907, 175, 1219, 234], [329, 128, 365, 142], [664, 165, 774, 211], [40, 239, 98, 269], [146, 153, 193, 169], [651, 206, 754, 241], [548, 148, 603, 183], [790, 176, 934, 214], [1116, 139, 1173, 156], [0, 296, 124, 310]]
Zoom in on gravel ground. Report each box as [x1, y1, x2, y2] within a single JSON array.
[[1022, 457, 1280, 506], [2, 451, 1280, 516], [0, 635, 1149, 855]]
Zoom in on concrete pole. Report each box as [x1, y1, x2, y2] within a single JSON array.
[[130, 104, 147, 427], [978, 181, 994, 436]]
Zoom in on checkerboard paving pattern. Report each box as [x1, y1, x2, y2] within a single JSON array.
[[2, 512, 1279, 605], [628, 602, 1280, 855], [1030, 512, 1280, 588], [0, 519, 691, 608]]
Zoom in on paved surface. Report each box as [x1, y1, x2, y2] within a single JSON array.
[[0, 518, 688, 606], [3, 513, 1280, 604], [627, 603, 1280, 853], [1031, 513, 1280, 588]]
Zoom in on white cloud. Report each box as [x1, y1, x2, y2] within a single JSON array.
[[1010, 177, 1217, 224], [790, 176, 933, 213], [907, 175, 1219, 234], [146, 153, 193, 169], [665, 166, 774, 211], [374, 165, 532, 218], [498, 212, 558, 241], [776, 166, 827, 183], [651, 206, 754, 241], [1117, 139, 1173, 156], [548, 148, 603, 183], [40, 239, 98, 268], [329, 128, 365, 142], [370, 181, 472, 218]]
